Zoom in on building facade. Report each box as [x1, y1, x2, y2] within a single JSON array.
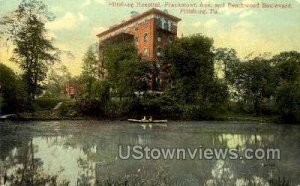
[[97, 8, 181, 89]]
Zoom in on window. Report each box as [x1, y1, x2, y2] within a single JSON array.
[[157, 46, 163, 57], [168, 35, 174, 44], [144, 33, 148, 42], [157, 32, 162, 42], [169, 22, 173, 31], [157, 18, 162, 28], [144, 19, 148, 28], [143, 48, 148, 56], [164, 19, 169, 30]]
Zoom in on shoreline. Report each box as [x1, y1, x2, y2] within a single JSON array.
[[0, 114, 281, 124]]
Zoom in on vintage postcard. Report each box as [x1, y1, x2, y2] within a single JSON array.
[[0, 0, 299, 185]]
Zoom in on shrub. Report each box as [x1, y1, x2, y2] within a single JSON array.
[[34, 97, 68, 111], [276, 83, 300, 124], [75, 99, 106, 117]]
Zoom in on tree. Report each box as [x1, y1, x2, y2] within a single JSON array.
[[164, 34, 226, 105], [272, 51, 300, 123], [0, 0, 58, 110], [275, 82, 300, 123], [103, 41, 150, 98], [81, 45, 99, 99], [272, 51, 300, 84], [214, 48, 240, 82], [0, 64, 17, 114], [230, 57, 276, 115], [45, 65, 71, 97], [0, 63, 26, 114]]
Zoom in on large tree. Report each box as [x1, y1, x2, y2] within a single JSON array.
[[214, 48, 240, 82], [0, 64, 17, 114], [81, 45, 100, 99], [164, 34, 227, 105], [103, 42, 149, 98], [0, 0, 58, 110], [272, 51, 300, 123], [230, 57, 276, 115], [45, 65, 71, 98]]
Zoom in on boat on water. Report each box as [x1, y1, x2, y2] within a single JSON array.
[[128, 119, 168, 123], [0, 114, 18, 122]]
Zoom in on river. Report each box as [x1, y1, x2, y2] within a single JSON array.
[[0, 120, 299, 185]]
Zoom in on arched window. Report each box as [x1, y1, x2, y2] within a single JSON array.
[[157, 18, 162, 28], [157, 32, 162, 42], [144, 19, 148, 28], [168, 35, 174, 44], [164, 19, 169, 30], [169, 22, 173, 31], [157, 46, 163, 57], [143, 48, 148, 56], [144, 33, 148, 42]]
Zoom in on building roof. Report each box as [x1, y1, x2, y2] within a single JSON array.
[[97, 8, 181, 38]]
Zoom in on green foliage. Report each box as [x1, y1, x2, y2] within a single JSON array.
[[275, 82, 300, 123], [214, 48, 240, 81], [81, 45, 100, 99], [75, 99, 106, 117], [215, 50, 299, 123], [44, 65, 71, 98], [103, 42, 150, 97], [165, 34, 216, 104], [142, 93, 181, 116], [272, 51, 300, 123], [57, 100, 77, 117], [272, 51, 300, 83], [268, 177, 290, 186], [80, 45, 111, 114], [0, 64, 17, 114], [0, 0, 58, 110], [228, 57, 276, 114], [34, 97, 67, 111], [90, 80, 110, 103]]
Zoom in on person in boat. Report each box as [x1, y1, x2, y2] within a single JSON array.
[[142, 116, 147, 121], [149, 116, 153, 122]]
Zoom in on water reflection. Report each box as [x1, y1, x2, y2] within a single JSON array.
[[0, 121, 299, 185]]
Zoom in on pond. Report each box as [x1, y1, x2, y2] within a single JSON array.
[[0, 120, 299, 185]]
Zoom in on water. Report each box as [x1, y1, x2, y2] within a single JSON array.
[[0, 120, 299, 185]]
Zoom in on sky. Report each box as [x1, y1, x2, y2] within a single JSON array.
[[0, 0, 300, 75]]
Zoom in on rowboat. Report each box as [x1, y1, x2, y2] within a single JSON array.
[[128, 119, 167, 123], [0, 114, 18, 121]]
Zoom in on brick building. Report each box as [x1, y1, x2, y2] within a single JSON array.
[[97, 8, 181, 89], [65, 79, 82, 99]]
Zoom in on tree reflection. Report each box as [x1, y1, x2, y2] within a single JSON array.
[[0, 121, 299, 185], [0, 126, 70, 186]]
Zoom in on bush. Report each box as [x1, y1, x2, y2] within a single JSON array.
[[276, 83, 300, 124], [34, 97, 68, 111], [75, 99, 106, 117], [57, 101, 77, 117]]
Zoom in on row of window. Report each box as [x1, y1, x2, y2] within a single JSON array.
[[134, 33, 148, 43], [157, 18, 173, 31], [135, 19, 149, 31], [135, 33, 174, 43], [143, 46, 163, 57], [135, 18, 174, 32], [157, 32, 174, 44]]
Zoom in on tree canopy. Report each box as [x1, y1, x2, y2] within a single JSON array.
[[103, 42, 150, 97], [0, 0, 58, 110], [164, 34, 228, 107]]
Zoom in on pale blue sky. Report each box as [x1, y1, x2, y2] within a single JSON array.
[[1, 0, 300, 75]]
